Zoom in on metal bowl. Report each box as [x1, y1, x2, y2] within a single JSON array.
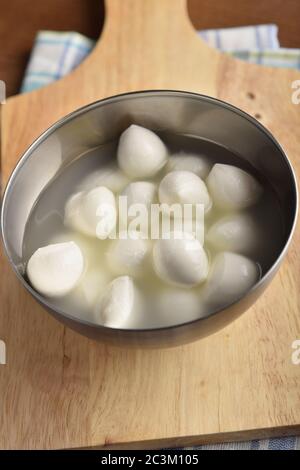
[[1, 91, 298, 348]]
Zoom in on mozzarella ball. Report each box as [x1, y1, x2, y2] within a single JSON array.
[[206, 213, 259, 254], [106, 231, 151, 278], [203, 251, 260, 309], [166, 152, 210, 179], [94, 276, 135, 328], [73, 267, 111, 308], [117, 124, 168, 178], [152, 232, 209, 287], [78, 163, 129, 193], [159, 171, 212, 214], [27, 241, 84, 297], [121, 181, 157, 233], [206, 163, 262, 210], [181, 218, 205, 245], [48, 231, 107, 270], [49, 232, 111, 309], [150, 211, 204, 244], [122, 181, 157, 214], [64, 186, 116, 239], [156, 288, 205, 326]]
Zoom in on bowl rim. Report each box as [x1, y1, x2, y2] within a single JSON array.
[[1, 89, 298, 333]]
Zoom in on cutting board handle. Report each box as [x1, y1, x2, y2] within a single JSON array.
[[96, 0, 199, 55]]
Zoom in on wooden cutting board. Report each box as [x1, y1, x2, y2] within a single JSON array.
[[0, 0, 300, 449]]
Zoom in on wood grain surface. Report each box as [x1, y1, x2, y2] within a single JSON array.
[[0, 0, 300, 449]]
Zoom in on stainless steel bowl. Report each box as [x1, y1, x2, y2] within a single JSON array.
[[1, 91, 298, 348]]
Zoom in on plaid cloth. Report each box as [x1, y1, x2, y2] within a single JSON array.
[[231, 48, 300, 68], [21, 31, 94, 92], [199, 24, 280, 50], [19, 26, 300, 451]]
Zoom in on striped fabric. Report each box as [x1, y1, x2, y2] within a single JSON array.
[[19, 25, 300, 450], [198, 24, 280, 50], [21, 31, 94, 92], [189, 436, 300, 450], [231, 48, 300, 68]]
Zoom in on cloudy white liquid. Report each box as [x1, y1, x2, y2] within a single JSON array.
[[23, 133, 285, 329]]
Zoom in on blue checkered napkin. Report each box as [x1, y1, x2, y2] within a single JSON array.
[[21, 31, 94, 92], [187, 436, 300, 450], [199, 24, 280, 50], [231, 48, 300, 69]]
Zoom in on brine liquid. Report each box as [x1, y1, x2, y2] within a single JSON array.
[[23, 134, 285, 328]]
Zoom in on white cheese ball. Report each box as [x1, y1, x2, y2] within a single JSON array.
[[78, 163, 129, 193], [27, 241, 84, 297], [180, 218, 205, 245], [166, 152, 211, 179], [159, 170, 212, 214], [117, 124, 168, 178], [203, 251, 260, 309], [122, 181, 157, 213], [150, 211, 204, 244], [73, 267, 111, 308], [206, 213, 259, 254], [121, 181, 157, 233], [206, 163, 262, 211], [64, 186, 116, 239], [152, 232, 209, 287], [106, 231, 151, 278], [156, 288, 205, 326], [94, 276, 135, 328]]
